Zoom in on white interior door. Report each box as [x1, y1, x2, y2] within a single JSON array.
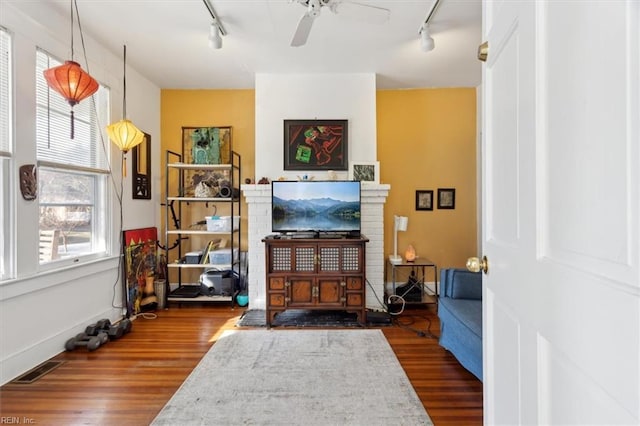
[[481, 1, 639, 424]]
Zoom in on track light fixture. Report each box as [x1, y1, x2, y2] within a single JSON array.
[[203, 0, 226, 49], [420, 24, 434, 52], [209, 21, 222, 49], [418, 0, 441, 53]]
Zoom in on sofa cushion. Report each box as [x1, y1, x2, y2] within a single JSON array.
[[438, 297, 483, 381], [438, 297, 482, 338], [441, 269, 482, 300]]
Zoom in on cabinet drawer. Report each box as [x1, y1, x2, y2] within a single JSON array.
[[269, 294, 286, 307], [345, 277, 363, 290], [346, 293, 363, 307], [269, 277, 286, 290]]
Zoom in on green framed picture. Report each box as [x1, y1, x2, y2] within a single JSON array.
[[284, 119, 348, 171]]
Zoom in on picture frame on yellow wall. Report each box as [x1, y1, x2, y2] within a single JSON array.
[[349, 161, 379, 184], [416, 190, 433, 211], [437, 188, 456, 210]]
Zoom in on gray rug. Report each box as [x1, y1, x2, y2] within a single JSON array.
[[152, 329, 432, 425]]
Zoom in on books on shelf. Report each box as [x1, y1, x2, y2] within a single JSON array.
[[200, 239, 222, 264]]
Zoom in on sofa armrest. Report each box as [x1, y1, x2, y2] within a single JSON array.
[[440, 268, 482, 300]]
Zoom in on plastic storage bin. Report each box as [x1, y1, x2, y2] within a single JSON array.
[[206, 216, 240, 232], [185, 251, 203, 264], [208, 248, 239, 265]]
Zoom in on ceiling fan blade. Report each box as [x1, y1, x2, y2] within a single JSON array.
[[332, 1, 390, 24], [291, 13, 316, 47]]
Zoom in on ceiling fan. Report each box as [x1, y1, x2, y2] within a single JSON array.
[[290, 0, 390, 47]]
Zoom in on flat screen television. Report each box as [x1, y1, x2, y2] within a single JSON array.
[[272, 180, 361, 235]]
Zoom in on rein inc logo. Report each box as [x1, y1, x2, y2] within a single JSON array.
[[0, 418, 35, 424]]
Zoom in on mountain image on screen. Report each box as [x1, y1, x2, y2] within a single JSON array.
[[271, 181, 361, 233]]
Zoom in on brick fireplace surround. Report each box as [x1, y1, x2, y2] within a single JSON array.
[[241, 184, 390, 312]]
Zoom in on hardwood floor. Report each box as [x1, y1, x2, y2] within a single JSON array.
[[0, 305, 482, 425]]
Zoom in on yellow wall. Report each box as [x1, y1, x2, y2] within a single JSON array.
[[377, 88, 477, 271], [160, 88, 477, 274], [160, 90, 255, 254]]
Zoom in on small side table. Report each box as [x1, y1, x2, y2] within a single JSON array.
[[386, 258, 438, 306]]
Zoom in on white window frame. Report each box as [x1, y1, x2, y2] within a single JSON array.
[[35, 48, 111, 268], [0, 26, 13, 281]]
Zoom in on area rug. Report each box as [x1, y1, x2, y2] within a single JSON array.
[[152, 329, 432, 425]]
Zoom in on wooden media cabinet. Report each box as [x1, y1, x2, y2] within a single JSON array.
[[263, 235, 369, 327]]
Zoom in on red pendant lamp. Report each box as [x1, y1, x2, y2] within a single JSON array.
[[43, 0, 98, 139], [106, 45, 145, 177]]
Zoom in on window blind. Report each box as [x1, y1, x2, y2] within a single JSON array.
[[0, 27, 11, 155], [35, 49, 110, 171]]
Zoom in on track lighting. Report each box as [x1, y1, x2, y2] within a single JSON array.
[[203, 0, 226, 49], [420, 24, 434, 52], [209, 22, 222, 49], [419, 0, 441, 53]]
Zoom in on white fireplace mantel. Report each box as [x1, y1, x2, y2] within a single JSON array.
[[241, 183, 390, 312]]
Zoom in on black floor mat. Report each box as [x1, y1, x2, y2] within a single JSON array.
[[236, 309, 391, 328]]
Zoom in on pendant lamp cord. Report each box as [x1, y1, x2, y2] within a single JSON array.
[[70, 0, 75, 138], [122, 44, 128, 177], [70, 0, 74, 61], [75, 0, 90, 69], [123, 45, 127, 119]]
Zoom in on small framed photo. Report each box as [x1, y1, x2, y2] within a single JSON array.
[[349, 161, 380, 184], [437, 188, 456, 209], [415, 190, 434, 211]]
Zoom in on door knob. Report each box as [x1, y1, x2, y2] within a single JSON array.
[[477, 41, 488, 62], [466, 256, 489, 274]]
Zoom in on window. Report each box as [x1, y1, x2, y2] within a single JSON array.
[[0, 27, 12, 280], [35, 49, 110, 264]]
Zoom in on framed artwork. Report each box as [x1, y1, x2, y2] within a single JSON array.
[[416, 190, 434, 211], [349, 161, 379, 183], [182, 126, 232, 165], [122, 227, 158, 316], [182, 126, 232, 197], [437, 188, 456, 209], [284, 119, 348, 171], [132, 132, 151, 199]]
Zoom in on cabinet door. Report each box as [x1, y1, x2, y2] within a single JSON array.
[[317, 244, 363, 274], [317, 245, 341, 273], [270, 246, 292, 273], [317, 277, 343, 306], [293, 245, 316, 272], [340, 245, 363, 273], [288, 277, 314, 306], [288, 277, 344, 307]]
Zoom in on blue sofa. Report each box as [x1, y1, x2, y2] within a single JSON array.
[[438, 268, 483, 381]]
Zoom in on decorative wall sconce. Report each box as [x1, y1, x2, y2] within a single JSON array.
[[19, 164, 37, 201]]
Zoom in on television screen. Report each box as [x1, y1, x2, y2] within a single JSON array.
[[272, 181, 361, 234]]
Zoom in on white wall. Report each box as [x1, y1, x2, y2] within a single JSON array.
[[255, 73, 378, 181], [247, 73, 389, 312], [0, 2, 161, 385]]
